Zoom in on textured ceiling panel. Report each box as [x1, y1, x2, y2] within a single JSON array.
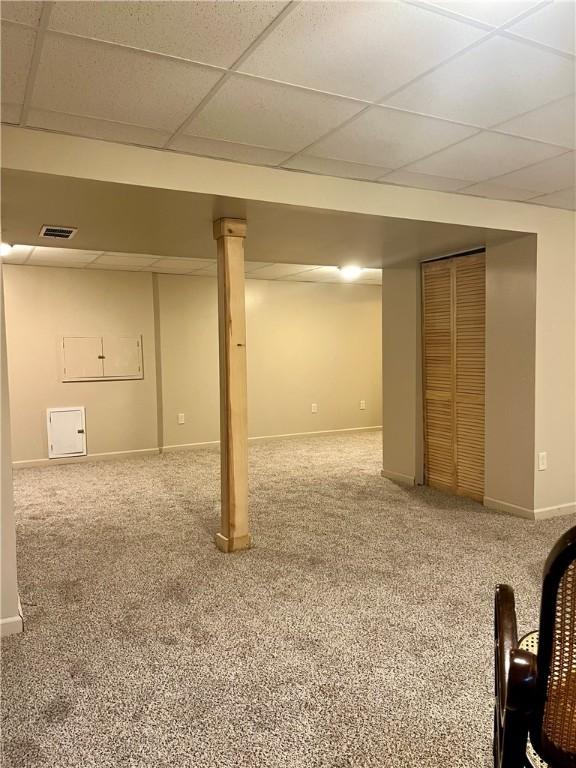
[[238, 0, 484, 101], [32, 35, 222, 131], [49, 1, 289, 68], [1, 0, 574, 209], [309, 107, 477, 169], [183, 75, 364, 152], [384, 35, 575, 128]]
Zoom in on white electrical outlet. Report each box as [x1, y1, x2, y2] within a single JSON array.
[[177, 413, 185, 425], [311, 403, 318, 414], [360, 400, 366, 410], [538, 451, 547, 471]]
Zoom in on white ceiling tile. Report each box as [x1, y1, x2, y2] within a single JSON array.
[[28, 248, 102, 264], [278, 266, 342, 283], [406, 131, 566, 181], [86, 263, 144, 272], [488, 151, 575, 193], [140, 258, 210, 274], [309, 107, 477, 168], [458, 181, 538, 201], [282, 155, 390, 181], [1, 2, 43, 26], [380, 169, 470, 191], [26, 261, 87, 269], [385, 35, 575, 127], [417, 1, 543, 27], [239, 0, 484, 101], [185, 75, 363, 152], [171, 134, 291, 166], [49, 1, 288, 68], [309, 271, 375, 284], [244, 262, 272, 273], [494, 95, 575, 149], [1, 22, 35, 111], [507, 0, 575, 54], [528, 187, 576, 210], [27, 109, 171, 148], [93, 253, 163, 268], [246, 263, 320, 279], [5, 244, 34, 261], [190, 263, 218, 276], [2, 255, 29, 264], [356, 268, 383, 283], [32, 34, 222, 131], [1, 244, 33, 264]]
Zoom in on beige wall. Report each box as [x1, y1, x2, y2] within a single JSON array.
[[156, 273, 220, 447], [0, 265, 22, 635], [157, 273, 382, 447], [534, 227, 576, 513], [4, 266, 158, 462], [4, 266, 382, 461], [485, 236, 537, 514], [381, 264, 421, 485]]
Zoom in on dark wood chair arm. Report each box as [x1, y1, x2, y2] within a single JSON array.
[[495, 584, 519, 716], [494, 585, 538, 768]]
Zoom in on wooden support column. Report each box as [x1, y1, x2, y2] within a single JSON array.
[[213, 218, 250, 553]]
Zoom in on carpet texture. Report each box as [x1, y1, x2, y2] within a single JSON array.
[[1, 431, 575, 767]]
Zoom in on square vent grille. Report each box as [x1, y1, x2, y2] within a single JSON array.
[[39, 225, 78, 240]]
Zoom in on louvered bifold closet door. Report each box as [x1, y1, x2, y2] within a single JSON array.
[[422, 260, 455, 492], [422, 254, 486, 501], [454, 255, 485, 501]]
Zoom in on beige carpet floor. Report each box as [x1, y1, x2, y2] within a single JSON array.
[[2, 431, 575, 767]]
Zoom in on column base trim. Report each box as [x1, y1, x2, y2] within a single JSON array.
[[214, 533, 251, 553], [381, 469, 416, 485], [1, 611, 23, 637]]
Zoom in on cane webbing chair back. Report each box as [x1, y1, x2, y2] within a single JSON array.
[[534, 528, 576, 766], [494, 526, 576, 768]]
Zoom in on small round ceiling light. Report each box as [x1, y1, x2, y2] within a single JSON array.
[[339, 265, 363, 281]]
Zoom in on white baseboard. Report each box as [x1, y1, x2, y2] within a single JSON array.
[[484, 497, 576, 521], [483, 497, 535, 519], [13, 447, 160, 469], [14, 428, 382, 465], [534, 502, 576, 521], [249, 425, 382, 442], [163, 426, 382, 453], [162, 440, 219, 453], [381, 469, 416, 485], [1, 598, 23, 637]]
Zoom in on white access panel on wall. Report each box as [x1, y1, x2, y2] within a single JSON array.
[[47, 407, 87, 459], [62, 337, 104, 381], [61, 335, 143, 381], [102, 336, 142, 378]]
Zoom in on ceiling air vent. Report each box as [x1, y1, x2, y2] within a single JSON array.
[[39, 225, 78, 240]]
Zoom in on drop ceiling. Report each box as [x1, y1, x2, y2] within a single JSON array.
[[1, 244, 384, 284], [1, 0, 574, 210]]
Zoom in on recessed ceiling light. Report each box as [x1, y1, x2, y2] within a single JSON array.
[[339, 265, 363, 280], [0, 243, 13, 257]]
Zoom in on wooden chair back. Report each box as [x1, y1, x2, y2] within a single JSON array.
[[532, 526, 576, 766]]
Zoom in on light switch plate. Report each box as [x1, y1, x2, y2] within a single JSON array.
[[311, 403, 318, 414], [178, 413, 185, 425], [538, 451, 547, 471]]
